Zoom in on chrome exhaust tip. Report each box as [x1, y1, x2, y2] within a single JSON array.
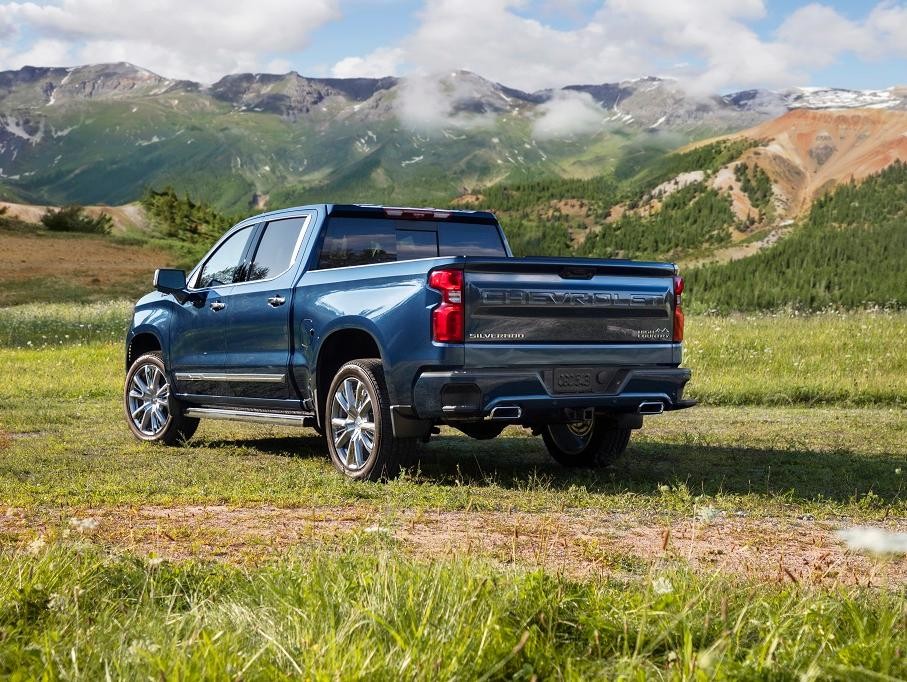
[[638, 401, 665, 415], [490, 405, 522, 420]]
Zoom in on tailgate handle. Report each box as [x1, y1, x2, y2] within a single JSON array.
[[559, 266, 595, 280]]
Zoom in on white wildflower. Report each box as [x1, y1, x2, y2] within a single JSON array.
[[837, 527, 907, 555], [26, 536, 46, 555], [695, 505, 719, 524], [69, 517, 98, 533], [896, 468, 902, 476], [127, 639, 160, 658], [147, 557, 165, 567], [658, 484, 671, 493], [652, 576, 673, 595], [363, 525, 391, 534], [47, 592, 65, 611]]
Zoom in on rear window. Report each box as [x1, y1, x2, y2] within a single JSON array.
[[439, 222, 506, 257], [317, 217, 505, 269]]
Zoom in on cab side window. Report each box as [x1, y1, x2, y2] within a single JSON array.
[[196, 225, 254, 288], [246, 217, 308, 282]]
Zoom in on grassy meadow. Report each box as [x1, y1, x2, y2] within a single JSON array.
[[0, 303, 905, 678], [2, 543, 904, 679]]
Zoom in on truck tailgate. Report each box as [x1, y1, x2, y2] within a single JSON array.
[[464, 257, 678, 367]]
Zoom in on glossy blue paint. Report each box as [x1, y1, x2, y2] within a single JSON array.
[[125, 202, 693, 431]]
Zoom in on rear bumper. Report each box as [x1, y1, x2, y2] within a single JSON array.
[[408, 366, 694, 422]]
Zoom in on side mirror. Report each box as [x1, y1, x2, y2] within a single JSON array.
[[153, 268, 188, 301]]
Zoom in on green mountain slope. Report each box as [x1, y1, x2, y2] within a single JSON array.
[[0, 64, 772, 212], [686, 162, 907, 311], [460, 139, 755, 260]]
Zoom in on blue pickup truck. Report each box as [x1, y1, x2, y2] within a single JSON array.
[[125, 204, 693, 480]]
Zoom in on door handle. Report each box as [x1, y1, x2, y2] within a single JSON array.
[[210, 300, 226, 311], [267, 295, 286, 307]]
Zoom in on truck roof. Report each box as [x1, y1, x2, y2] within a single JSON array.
[[247, 203, 499, 225]]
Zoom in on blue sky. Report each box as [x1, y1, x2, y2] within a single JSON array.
[[1, 0, 905, 91]]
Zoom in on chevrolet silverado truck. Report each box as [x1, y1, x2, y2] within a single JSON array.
[[124, 204, 693, 480]]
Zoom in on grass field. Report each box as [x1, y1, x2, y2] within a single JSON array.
[[2, 543, 904, 679], [0, 304, 904, 678]]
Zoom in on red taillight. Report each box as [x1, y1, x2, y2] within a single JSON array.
[[429, 268, 464, 343], [673, 275, 684, 342]]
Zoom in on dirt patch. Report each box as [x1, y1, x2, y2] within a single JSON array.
[[0, 229, 174, 299], [6, 505, 905, 587], [451, 193, 483, 206]]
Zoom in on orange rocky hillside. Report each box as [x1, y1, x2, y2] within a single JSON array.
[[726, 108, 907, 216]]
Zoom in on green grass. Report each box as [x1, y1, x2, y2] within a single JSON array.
[[683, 311, 907, 406], [0, 300, 131, 348], [1, 304, 904, 407], [0, 305, 904, 678], [2, 542, 903, 680], [0, 334, 904, 519]]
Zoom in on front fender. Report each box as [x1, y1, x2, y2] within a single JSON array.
[[125, 293, 172, 369]]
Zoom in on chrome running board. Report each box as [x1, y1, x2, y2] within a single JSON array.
[[183, 407, 316, 428]]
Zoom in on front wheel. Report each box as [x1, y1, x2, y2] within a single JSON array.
[[124, 352, 199, 444], [542, 415, 631, 468], [325, 359, 416, 481]]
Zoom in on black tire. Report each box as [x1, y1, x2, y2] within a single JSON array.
[[542, 415, 631, 468], [324, 359, 416, 481], [124, 352, 199, 445]]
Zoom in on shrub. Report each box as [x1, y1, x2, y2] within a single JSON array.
[[41, 205, 113, 234]]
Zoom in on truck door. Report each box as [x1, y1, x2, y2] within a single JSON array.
[[169, 224, 257, 399], [220, 214, 313, 402]]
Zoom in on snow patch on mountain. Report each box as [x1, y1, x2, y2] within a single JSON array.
[[785, 87, 899, 110]]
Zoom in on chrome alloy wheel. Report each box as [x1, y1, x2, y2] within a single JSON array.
[[127, 363, 170, 436], [330, 377, 376, 470]]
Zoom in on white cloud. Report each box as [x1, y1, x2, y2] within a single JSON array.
[[332, 0, 907, 94], [1, 39, 73, 70], [332, 47, 405, 79], [394, 73, 498, 130], [265, 58, 293, 75], [0, 0, 342, 82], [531, 91, 605, 139]]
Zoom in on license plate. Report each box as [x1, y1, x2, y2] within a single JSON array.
[[553, 368, 596, 394]]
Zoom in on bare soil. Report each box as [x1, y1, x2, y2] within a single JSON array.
[[6, 505, 904, 587], [0, 229, 174, 295]]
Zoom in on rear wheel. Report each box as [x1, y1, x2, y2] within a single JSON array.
[[325, 359, 416, 481], [542, 415, 631, 468], [124, 352, 199, 444]]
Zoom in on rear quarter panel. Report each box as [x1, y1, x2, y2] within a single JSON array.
[[293, 257, 464, 405]]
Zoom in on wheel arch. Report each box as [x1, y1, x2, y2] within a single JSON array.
[[126, 330, 164, 371], [314, 326, 384, 428]]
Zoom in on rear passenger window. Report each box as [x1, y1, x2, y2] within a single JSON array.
[[247, 216, 308, 282], [439, 223, 506, 257], [317, 218, 396, 269]]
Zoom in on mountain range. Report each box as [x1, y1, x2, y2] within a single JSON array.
[[1, 62, 906, 211]]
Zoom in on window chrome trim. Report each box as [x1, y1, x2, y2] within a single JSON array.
[[188, 212, 313, 292], [175, 372, 287, 383], [308, 255, 452, 273]]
